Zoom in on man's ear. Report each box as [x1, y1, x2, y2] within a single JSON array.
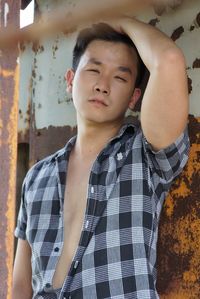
[[65, 69, 75, 93], [128, 88, 142, 110]]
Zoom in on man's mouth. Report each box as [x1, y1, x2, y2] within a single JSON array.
[[88, 98, 108, 107]]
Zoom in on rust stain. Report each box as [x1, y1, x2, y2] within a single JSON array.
[[52, 36, 59, 59], [0, 69, 14, 78], [192, 58, 200, 69], [5, 63, 19, 299], [171, 26, 184, 41], [149, 18, 160, 27], [32, 69, 37, 78], [29, 125, 77, 165], [187, 77, 192, 94], [157, 115, 200, 299], [189, 25, 195, 31], [0, 65, 19, 299], [32, 41, 44, 53], [18, 100, 31, 143], [196, 12, 200, 27], [0, 60, 19, 299], [0, 3, 20, 299]]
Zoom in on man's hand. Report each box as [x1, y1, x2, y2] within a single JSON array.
[[153, 0, 184, 15]]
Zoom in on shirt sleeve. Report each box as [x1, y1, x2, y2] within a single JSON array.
[[142, 127, 190, 186], [14, 179, 27, 240]]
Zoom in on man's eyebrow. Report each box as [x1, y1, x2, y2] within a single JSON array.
[[88, 58, 102, 65], [118, 66, 133, 75], [88, 59, 133, 75]]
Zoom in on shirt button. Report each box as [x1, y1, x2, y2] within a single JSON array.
[[63, 294, 71, 299], [74, 260, 79, 269], [91, 186, 94, 194], [85, 220, 89, 229], [117, 152, 123, 161], [54, 247, 59, 252], [45, 283, 51, 288]]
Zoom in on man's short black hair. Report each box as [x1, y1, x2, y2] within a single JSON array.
[[72, 23, 145, 87]]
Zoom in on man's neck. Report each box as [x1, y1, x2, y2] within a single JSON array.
[[74, 120, 123, 160]]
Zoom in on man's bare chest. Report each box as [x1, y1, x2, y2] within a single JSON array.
[[52, 156, 93, 289]]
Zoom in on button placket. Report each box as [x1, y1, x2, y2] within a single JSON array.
[[91, 186, 94, 194]]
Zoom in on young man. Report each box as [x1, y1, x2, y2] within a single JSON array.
[[13, 18, 189, 299]]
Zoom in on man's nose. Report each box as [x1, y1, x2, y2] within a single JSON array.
[[94, 77, 110, 95]]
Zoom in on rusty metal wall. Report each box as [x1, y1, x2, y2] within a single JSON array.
[[16, 0, 200, 298], [0, 1, 20, 299], [141, 3, 200, 298]]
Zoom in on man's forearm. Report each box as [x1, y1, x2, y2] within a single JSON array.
[[116, 17, 188, 150], [120, 18, 184, 71]]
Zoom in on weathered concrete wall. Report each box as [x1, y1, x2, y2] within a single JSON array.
[[16, 0, 200, 298]]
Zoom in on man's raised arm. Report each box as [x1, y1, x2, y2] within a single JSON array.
[[120, 18, 189, 151]]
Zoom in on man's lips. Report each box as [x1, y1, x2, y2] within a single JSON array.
[[88, 98, 108, 107]]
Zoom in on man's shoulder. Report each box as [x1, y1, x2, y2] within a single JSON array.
[[24, 146, 66, 186]]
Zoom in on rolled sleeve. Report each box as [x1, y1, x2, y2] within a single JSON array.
[[14, 180, 27, 240], [143, 127, 190, 184]]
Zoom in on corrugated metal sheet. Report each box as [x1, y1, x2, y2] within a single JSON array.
[[21, 0, 33, 10]]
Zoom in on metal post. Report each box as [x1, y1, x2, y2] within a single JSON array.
[[0, 1, 20, 298]]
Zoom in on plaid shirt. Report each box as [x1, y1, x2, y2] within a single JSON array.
[[15, 122, 189, 299]]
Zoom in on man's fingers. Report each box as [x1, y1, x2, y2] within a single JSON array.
[[153, 0, 184, 15]]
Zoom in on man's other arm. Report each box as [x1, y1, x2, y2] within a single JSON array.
[[12, 239, 33, 299], [121, 18, 189, 151]]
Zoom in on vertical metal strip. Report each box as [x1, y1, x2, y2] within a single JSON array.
[[0, 1, 20, 299]]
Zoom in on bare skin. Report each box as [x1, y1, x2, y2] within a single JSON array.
[[12, 239, 33, 299], [12, 16, 188, 297], [52, 150, 93, 289]]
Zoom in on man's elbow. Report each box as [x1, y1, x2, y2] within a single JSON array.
[[156, 46, 186, 71]]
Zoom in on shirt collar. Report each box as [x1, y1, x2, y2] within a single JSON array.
[[50, 121, 138, 163]]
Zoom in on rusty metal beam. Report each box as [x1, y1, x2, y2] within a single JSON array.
[[21, 0, 33, 10], [0, 1, 20, 299]]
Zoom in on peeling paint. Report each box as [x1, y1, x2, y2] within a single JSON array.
[[189, 25, 195, 31], [192, 58, 200, 68], [32, 41, 44, 53], [187, 77, 193, 94], [18, 101, 30, 143], [196, 12, 200, 27], [171, 26, 184, 41], [149, 18, 160, 27]]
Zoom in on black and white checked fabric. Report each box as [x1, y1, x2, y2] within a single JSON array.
[[15, 123, 190, 299]]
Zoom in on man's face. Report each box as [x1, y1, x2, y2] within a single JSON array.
[[66, 40, 141, 126]]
